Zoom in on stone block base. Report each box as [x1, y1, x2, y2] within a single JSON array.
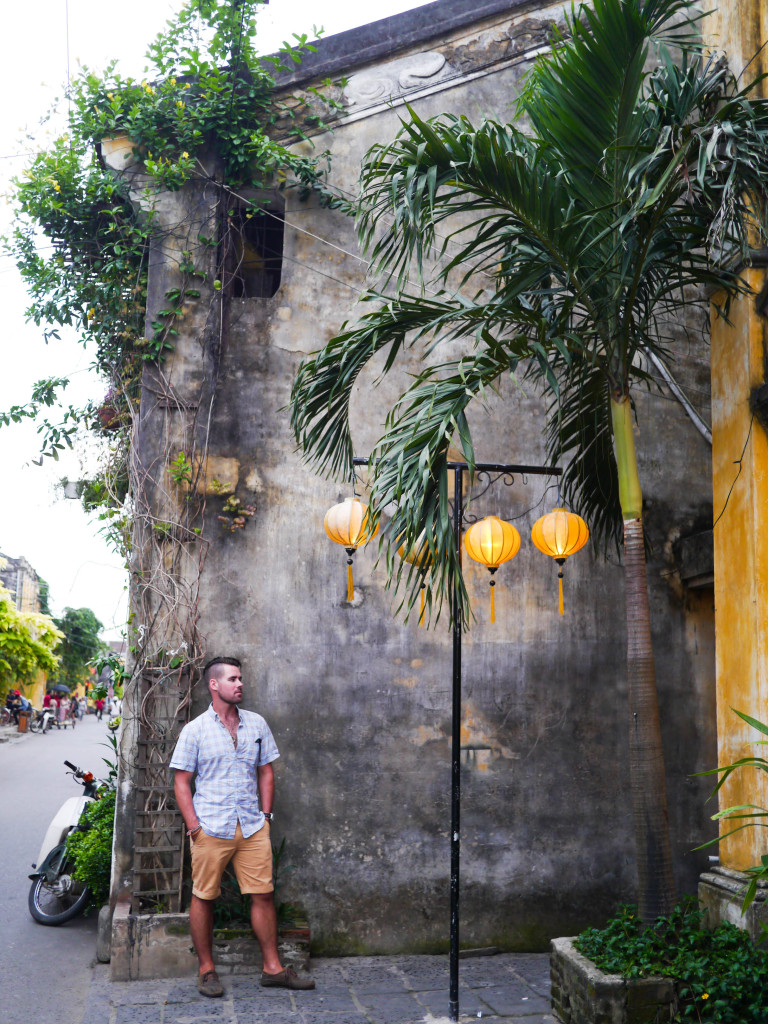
[[550, 937, 677, 1024], [110, 904, 310, 982], [698, 866, 768, 942]]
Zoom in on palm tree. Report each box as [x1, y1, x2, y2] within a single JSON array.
[[290, 0, 768, 922]]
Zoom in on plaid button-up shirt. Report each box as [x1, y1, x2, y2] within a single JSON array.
[[170, 704, 280, 839]]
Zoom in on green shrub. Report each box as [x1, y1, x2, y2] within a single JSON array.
[[66, 789, 116, 907], [575, 900, 768, 1023]]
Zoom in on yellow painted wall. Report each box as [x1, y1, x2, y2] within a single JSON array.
[[710, 272, 768, 869], [702, 1, 768, 94], [26, 670, 47, 708], [706, 0, 768, 871]]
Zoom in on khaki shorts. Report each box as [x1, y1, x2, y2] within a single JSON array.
[[191, 822, 273, 899]]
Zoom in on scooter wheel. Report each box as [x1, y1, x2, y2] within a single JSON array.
[[28, 869, 90, 925]]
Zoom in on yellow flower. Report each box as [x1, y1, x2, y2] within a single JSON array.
[[176, 101, 184, 110], [702, 994, 709, 1000], [107, 93, 114, 101], [170, 78, 177, 86], [184, 83, 191, 89], [87, 308, 95, 319], [181, 152, 189, 159]]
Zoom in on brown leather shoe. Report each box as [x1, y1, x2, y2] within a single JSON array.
[[261, 966, 315, 990], [197, 969, 224, 997]]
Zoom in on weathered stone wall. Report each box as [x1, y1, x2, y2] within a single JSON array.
[[550, 937, 677, 1024], [110, 905, 309, 981], [698, 866, 768, 943], [127, 0, 718, 954]]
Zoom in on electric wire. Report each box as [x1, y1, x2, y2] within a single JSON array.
[[712, 412, 755, 529]]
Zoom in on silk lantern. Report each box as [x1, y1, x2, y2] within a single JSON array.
[[398, 532, 432, 626], [463, 515, 521, 623], [531, 507, 589, 615], [324, 497, 379, 602]]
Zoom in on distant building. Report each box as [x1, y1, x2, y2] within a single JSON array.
[[0, 552, 41, 614]]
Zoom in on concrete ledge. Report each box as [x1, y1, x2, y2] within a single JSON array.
[[550, 937, 677, 1024], [111, 904, 310, 981], [699, 866, 768, 943]]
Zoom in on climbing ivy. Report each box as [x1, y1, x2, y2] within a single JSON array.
[[3, 0, 335, 504]]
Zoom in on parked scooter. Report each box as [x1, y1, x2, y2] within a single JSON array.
[[29, 706, 54, 733], [28, 760, 100, 925]]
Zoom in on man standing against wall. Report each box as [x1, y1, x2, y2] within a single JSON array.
[[171, 656, 315, 997]]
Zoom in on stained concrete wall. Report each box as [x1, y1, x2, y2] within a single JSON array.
[[126, 0, 718, 953]]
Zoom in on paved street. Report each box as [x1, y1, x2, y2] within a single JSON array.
[[80, 952, 556, 1024], [0, 714, 109, 1024]]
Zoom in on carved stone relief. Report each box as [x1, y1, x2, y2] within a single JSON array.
[[343, 51, 450, 110]]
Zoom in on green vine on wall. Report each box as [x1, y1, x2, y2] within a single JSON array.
[[2, 0, 337, 548]]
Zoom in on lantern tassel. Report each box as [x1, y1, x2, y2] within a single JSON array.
[[558, 572, 564, 616], [347, 559, 354, 603], [490, 581, 496, 624], [419, 585, 425, 627]]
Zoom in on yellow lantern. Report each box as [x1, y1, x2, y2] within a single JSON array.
[[463, 516, 521, 623], [397, 533, 432, 627], [324, 497, 379, 602], [531, 507, 589, 615]]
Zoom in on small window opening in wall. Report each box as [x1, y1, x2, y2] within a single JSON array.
[[228, 205, 284, 298]]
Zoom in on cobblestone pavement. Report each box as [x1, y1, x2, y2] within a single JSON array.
[[81, 954, 557, 1024]]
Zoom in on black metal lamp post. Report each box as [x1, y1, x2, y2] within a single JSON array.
[[349, 456, 561, 1022]]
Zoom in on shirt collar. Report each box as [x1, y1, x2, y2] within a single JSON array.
[[207, 702, 241, 725]]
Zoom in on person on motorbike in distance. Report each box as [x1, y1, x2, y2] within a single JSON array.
[[6, 690, 22, 724]]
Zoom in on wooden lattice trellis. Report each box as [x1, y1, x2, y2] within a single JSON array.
[[131, 667, 192, 913]]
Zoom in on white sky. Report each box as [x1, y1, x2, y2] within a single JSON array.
[[0, 0, 426, 639]]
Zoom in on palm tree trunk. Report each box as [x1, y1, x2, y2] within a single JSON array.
[[611, 393, 677, 922]]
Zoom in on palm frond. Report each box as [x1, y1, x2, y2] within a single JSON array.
[[520, 0, 702, 192], [365, 349, 516, 628], [291, 284, 551, 482], [541, 357, 622, 551], [289, 0, 768, 619]]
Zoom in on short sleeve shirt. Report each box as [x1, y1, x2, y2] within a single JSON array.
[[170, 704, 279, 839]]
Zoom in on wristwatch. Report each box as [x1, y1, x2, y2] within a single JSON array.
[[263, 812, 274, 822]]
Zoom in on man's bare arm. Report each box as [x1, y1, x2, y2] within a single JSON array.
[[257, 762, 274, 815], [174, 770, 200, 835]]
